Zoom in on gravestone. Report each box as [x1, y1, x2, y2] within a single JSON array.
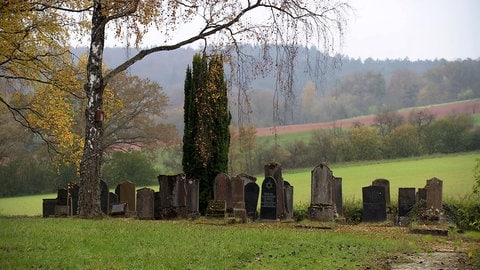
[[186, 178, 199, 218], [206, 200, 226, 218], [110, 203, 127, 216], [154, 192, 161, 220], [398, 188, 416, 216], [43, 199, 57, 218], [425, 177, 443, 212], [231, 175, 246, 221], [136, 188, 155, 220], [158, 173, 187, 219], [69, 183, 79, 216], [333, 177, 343, 216], [417, 188, 427, 202], [55, 188, 69, 217], [264, 163, 286, 219], [244, 182, 260, 220], [115, 181, 136, 216], [362, 185, 387, 222], [308, 163, 334, 222], [372, 179, 391, 213], [260, 176, 277, 220], [100, 180, 109, 215], [284, 181, 294, 220], [214, 173, 232, 211]]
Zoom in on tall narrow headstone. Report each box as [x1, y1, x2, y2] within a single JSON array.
[[154, 191, 161, 220], [186, 178, 199, 218], [136, 188, 155, 220], [333, 177, 343, 216], [237, 173, 257, 186], [264, 163, 286, 219], [231, 175, 246, 221], [362, 185, 387, 222], [398, 188, 416, 216], [284, 181, 294, 220], [260, 177, 277, 220], [417, 188, 427, 202], [115, 181, 136, 216], [214, 173, 232, 211], [308, 163, 334, 221], [425, 177, 443, 212], [69, 183, 80, 216], [372, 179, 390, 212], [244, 182, 259, 220], [158, 173, 187, 219], [108, 192, 118, 213], [100, 180, 109, 214]]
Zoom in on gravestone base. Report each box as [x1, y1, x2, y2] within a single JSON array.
[[233, 208, 247, 222], [206, 200, 226, 218], [110, 203, 127, 217], [54, 205, 69, 217], [307, 204, 334, 222], [396, 216, 411, 226]]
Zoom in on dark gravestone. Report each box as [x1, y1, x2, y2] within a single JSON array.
[[136, 188, 155, 220], [186, 179, 199, 218], [115, 181, 136, 216], [100, 180, 109, 215], [333, 177, 343, 216], [425, 177, 443, 212], [158, 174, 187, 219], [362, 185, 387, 222], [43, 199, 57, 218], [372, 179, 391, 213], [231, 175, 246, 221], [214, 173, 232, 211], [284, 181, 294, 220], [244, 182, 259, 220], [308, 163, 334, 222], [260, 177, 277, 220], [417, 188, 427, 202], [55, 188, 69, 217], [110, 203, 127, 216], [69, 183, 79, 216], [398, 188, 416, 216], [264, 163, 285, 219]]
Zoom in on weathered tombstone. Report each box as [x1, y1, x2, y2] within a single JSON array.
[[69, 183, 80, 216], [186, 178, 199, 218], [158, 173, 187, 219], [264, 163, 286, 219], [244, 182, 260, 220], [308, 163, 334, 222], [260, 176, 277, 220], [214, 173, 232, 211], [417, 188, 427, 202], [362, 185, 387, 222], [42, 199, 57, 218], [333, 177, 343, 217], [100, 180, 109, 215], [398, 188, 416, 216], [372, 179, 391, 213], [55, 188, 69, 217], [115, 181, 136, 216], [425, 177, 443, 212], [136, 188, 155, 220], [231, 175, 246, 221], [206, 200, 226, 218], [110, 203, 127, 216], [284, 181, 294, 220]]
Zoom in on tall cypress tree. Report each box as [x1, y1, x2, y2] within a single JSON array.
[[183, 53, 231, 213]]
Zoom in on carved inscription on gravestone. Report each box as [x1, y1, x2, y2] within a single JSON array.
[[260, 177, 277, 220]]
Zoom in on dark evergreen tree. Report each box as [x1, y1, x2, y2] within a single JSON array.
[[183, 54, 231, 213]]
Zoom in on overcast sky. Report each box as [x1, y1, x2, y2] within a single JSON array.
[[343, 0, 480, 60]]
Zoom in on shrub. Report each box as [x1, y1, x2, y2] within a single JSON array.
[[443, 197, 480, 231], [343, 198, 363, 224]]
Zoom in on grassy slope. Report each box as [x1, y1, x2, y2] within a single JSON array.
[[1, 152, 478, 216]]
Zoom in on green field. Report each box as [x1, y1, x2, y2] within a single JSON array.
[[0, 152, 478, 216]]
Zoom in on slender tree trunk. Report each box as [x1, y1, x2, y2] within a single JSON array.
[[78, 1, 106, 218]]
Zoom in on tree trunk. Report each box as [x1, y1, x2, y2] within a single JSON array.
[[78, 1, 106, 218]]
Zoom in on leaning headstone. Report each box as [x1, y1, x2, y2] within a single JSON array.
[[333, 177, 343, 217], [110, 203, 127, 216], [231, 175, 246, 221], [372, 179, 391, 213], [115, 181, 136, 216], [284, 181, 294, 220], [244, 182, 260, 220], [136, 188, 155, 220], [100, 180, 109, 215], [260, 176, 277, 220], [264, 163, 286, 219], [186, 178, 199, 218], [425, 177, 443, 212], [362, 185, 387, 222], [214, 173, 232, 211], [308, 163, 334, 222]]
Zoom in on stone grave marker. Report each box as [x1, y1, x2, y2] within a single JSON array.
[[136, 188, 155, 220], [237, 173, 257, 186], [108, 192, 118, 214], [398, 188, 416, 216], [260, 176, 277, 220], [43, 199, 57, 218], [158, 173, 187, 219], [308, 163, 334, 222], [100, 180, 109, 215], [55, 188, 69, 217], [425, 177, 443, 212], [69, 183, 79, 216], [372, 178, 391, 213], [362, 185, 387, 222], [206, 200, 226, 218], [186, 178, 199, 218], [214, 173, 232, 211], [333, 177, 343, 217], [115, 181, 136, 216], [154, 191, 161, 220], [231, 175, 246, 221], [110, 203, 127, 216], [417, 188, 426, 202], [264, 163, 285, 219], [284, 181, 294, 220], [244, 182, 259, 220]]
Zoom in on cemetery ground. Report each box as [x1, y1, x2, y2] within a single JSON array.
[[0, 217, 479, 269]]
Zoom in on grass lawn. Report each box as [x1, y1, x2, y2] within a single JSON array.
[[0, 217, 478, 269]]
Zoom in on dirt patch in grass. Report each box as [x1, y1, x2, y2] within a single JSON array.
[[390, 252, 475, 270]]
